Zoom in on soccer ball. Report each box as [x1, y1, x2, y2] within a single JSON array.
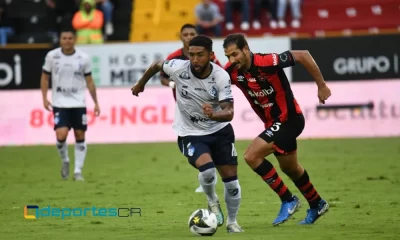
[[188, 209, 218, 236]]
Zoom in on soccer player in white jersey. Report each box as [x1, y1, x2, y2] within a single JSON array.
[[131, 35, 243, 233], [40, 29, 100, 181]]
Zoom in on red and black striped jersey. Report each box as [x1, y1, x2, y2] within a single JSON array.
[[225, 51, 302, 128], [161, 48, 222, 101]]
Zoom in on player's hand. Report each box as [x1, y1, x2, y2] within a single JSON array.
[[43, 99, 52, 111], [94, 104, 100, 116], [202, 103, 214, 118], [318, 84, 331, 104], [131, 82, 144, 96]]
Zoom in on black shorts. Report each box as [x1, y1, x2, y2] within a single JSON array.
[[258, 114, 305, 156], [177, 124, 238, 168], [53, 107, 87, 131]]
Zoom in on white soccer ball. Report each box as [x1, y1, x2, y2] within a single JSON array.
[[188, 209, 218, 236]]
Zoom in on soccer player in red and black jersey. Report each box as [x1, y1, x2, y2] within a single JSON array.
[[160, 24, 222, 101], [223, 33, 332, 225]]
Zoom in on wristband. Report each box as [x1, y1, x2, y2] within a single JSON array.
[[168, 81, 175, 89]]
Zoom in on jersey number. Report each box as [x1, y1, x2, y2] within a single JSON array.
[[270, 122, 282, 132]]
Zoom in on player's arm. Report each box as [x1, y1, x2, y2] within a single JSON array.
[[203, 72, 234, 122], [41, 53, 52, 111], [136, 60, 164, 88], [83, 56, 100, 115], [290, 50, 331, 103]]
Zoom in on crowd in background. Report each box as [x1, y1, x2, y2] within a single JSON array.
[[0, 0, 301, 45]]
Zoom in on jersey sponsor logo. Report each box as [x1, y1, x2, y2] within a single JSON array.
[[194, 87, 207, 92], [189, 115, 208, 123], [0, 54, 22, 87], [333, 56, 391, 75], [179, 71, 190, 79], [247, 86, 274, 98], [272, 54, 278, 66], [237, 76, 245, 82], [254, 99, 273, 108], [248, 78, 256, 82], [56, 87, 78, 94]]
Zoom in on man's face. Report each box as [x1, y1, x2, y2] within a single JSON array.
[[224, 43, 250, 71], [84, 2, 92, 12], [189, 46, 212, 74], [180, 28, 197, 48], [60, 32, 75, 50]]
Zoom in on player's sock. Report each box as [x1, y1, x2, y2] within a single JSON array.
[[223, 176, 241, 225], [254, 159, 293, 202], [198, 162, 218, 203], [293, 170, 322, 208], [74, 140, 87, 174], [56, 139, 69, 163]]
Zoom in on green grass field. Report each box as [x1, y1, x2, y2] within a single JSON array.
[[1, 138, 400, 239]]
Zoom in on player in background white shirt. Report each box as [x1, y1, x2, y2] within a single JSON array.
[[131, 36, 243, 233], [40, 29, 100, 181]]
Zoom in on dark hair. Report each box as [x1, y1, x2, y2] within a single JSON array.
[[60, 29, 76, 36], [223, 33, 248, 50], [180, 24, 196, 33], [189, 35, 213, 52]]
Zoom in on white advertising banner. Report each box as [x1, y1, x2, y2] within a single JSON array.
[[77, 37, 291, 87]]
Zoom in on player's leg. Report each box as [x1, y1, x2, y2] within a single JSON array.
[[243, 123, 300, 226], [71, 108, 88, 181], [53, 107, 71, 180], [177, 136, 221, 224], [274, 115, 329, 224], [276, 152, 328, 224], [213, 124, 243, 233]]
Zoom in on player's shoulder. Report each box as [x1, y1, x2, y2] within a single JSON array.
[[74, 48, 90, 59], [46, 47, 62, 58], [212, 63, 230, 80], [253, 52, 279, 67], [167, 48, 185, 60], [164, 58, 189, 70], [223, 62, 236, 74]]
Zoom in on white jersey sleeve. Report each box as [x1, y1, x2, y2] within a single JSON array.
[[215, 71, 234, 102], [83, 54, 92, 76], [162, 59, 187, 77], [42, 51, 53, 73]]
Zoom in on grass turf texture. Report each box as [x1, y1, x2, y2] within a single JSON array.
[[1, 138, 399, 239]]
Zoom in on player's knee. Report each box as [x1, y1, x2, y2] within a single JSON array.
[[74, 130, 85, 141], [243, 148, 259, 165], [56, 131, 68, 142], [198, 162, 216, 184]]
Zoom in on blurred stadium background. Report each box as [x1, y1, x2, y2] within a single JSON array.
[[0, 0, 400, 239]]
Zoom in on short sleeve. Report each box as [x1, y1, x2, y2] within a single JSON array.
[[42, 52, 52, 74], [256, 51, 296, 70], [161, 59, 186, 77], [215, 71, 234, 103], [83, 56, 92, 76]]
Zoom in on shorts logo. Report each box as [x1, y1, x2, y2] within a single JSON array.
[[231, 143, 237, 157], [280, 53, 288, 62], [82, 114, 87, 125], [265, 130, 273, 137], [54, 113, 60, 125], [187, 143, 195, 157]]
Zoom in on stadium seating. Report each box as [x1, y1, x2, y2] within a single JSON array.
[[213, 0, 400, 37], [130, 0, 198, 42]]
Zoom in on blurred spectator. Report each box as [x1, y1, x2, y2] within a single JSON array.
[[253, 0, 278, 29], [195, 0, 223, 37], [46, 0, 80, 33], [224, 0, 250, 31], [0, 0, 14, 45], [277, 0, 302, 28], [95, 0, 113, 36], [72, 0, 104, 44]]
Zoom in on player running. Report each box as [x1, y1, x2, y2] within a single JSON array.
[[41, 29, 100, 181], [160, 23, 222, 193], [223, 33, 331, 225], [132, 35, 243, 233]]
